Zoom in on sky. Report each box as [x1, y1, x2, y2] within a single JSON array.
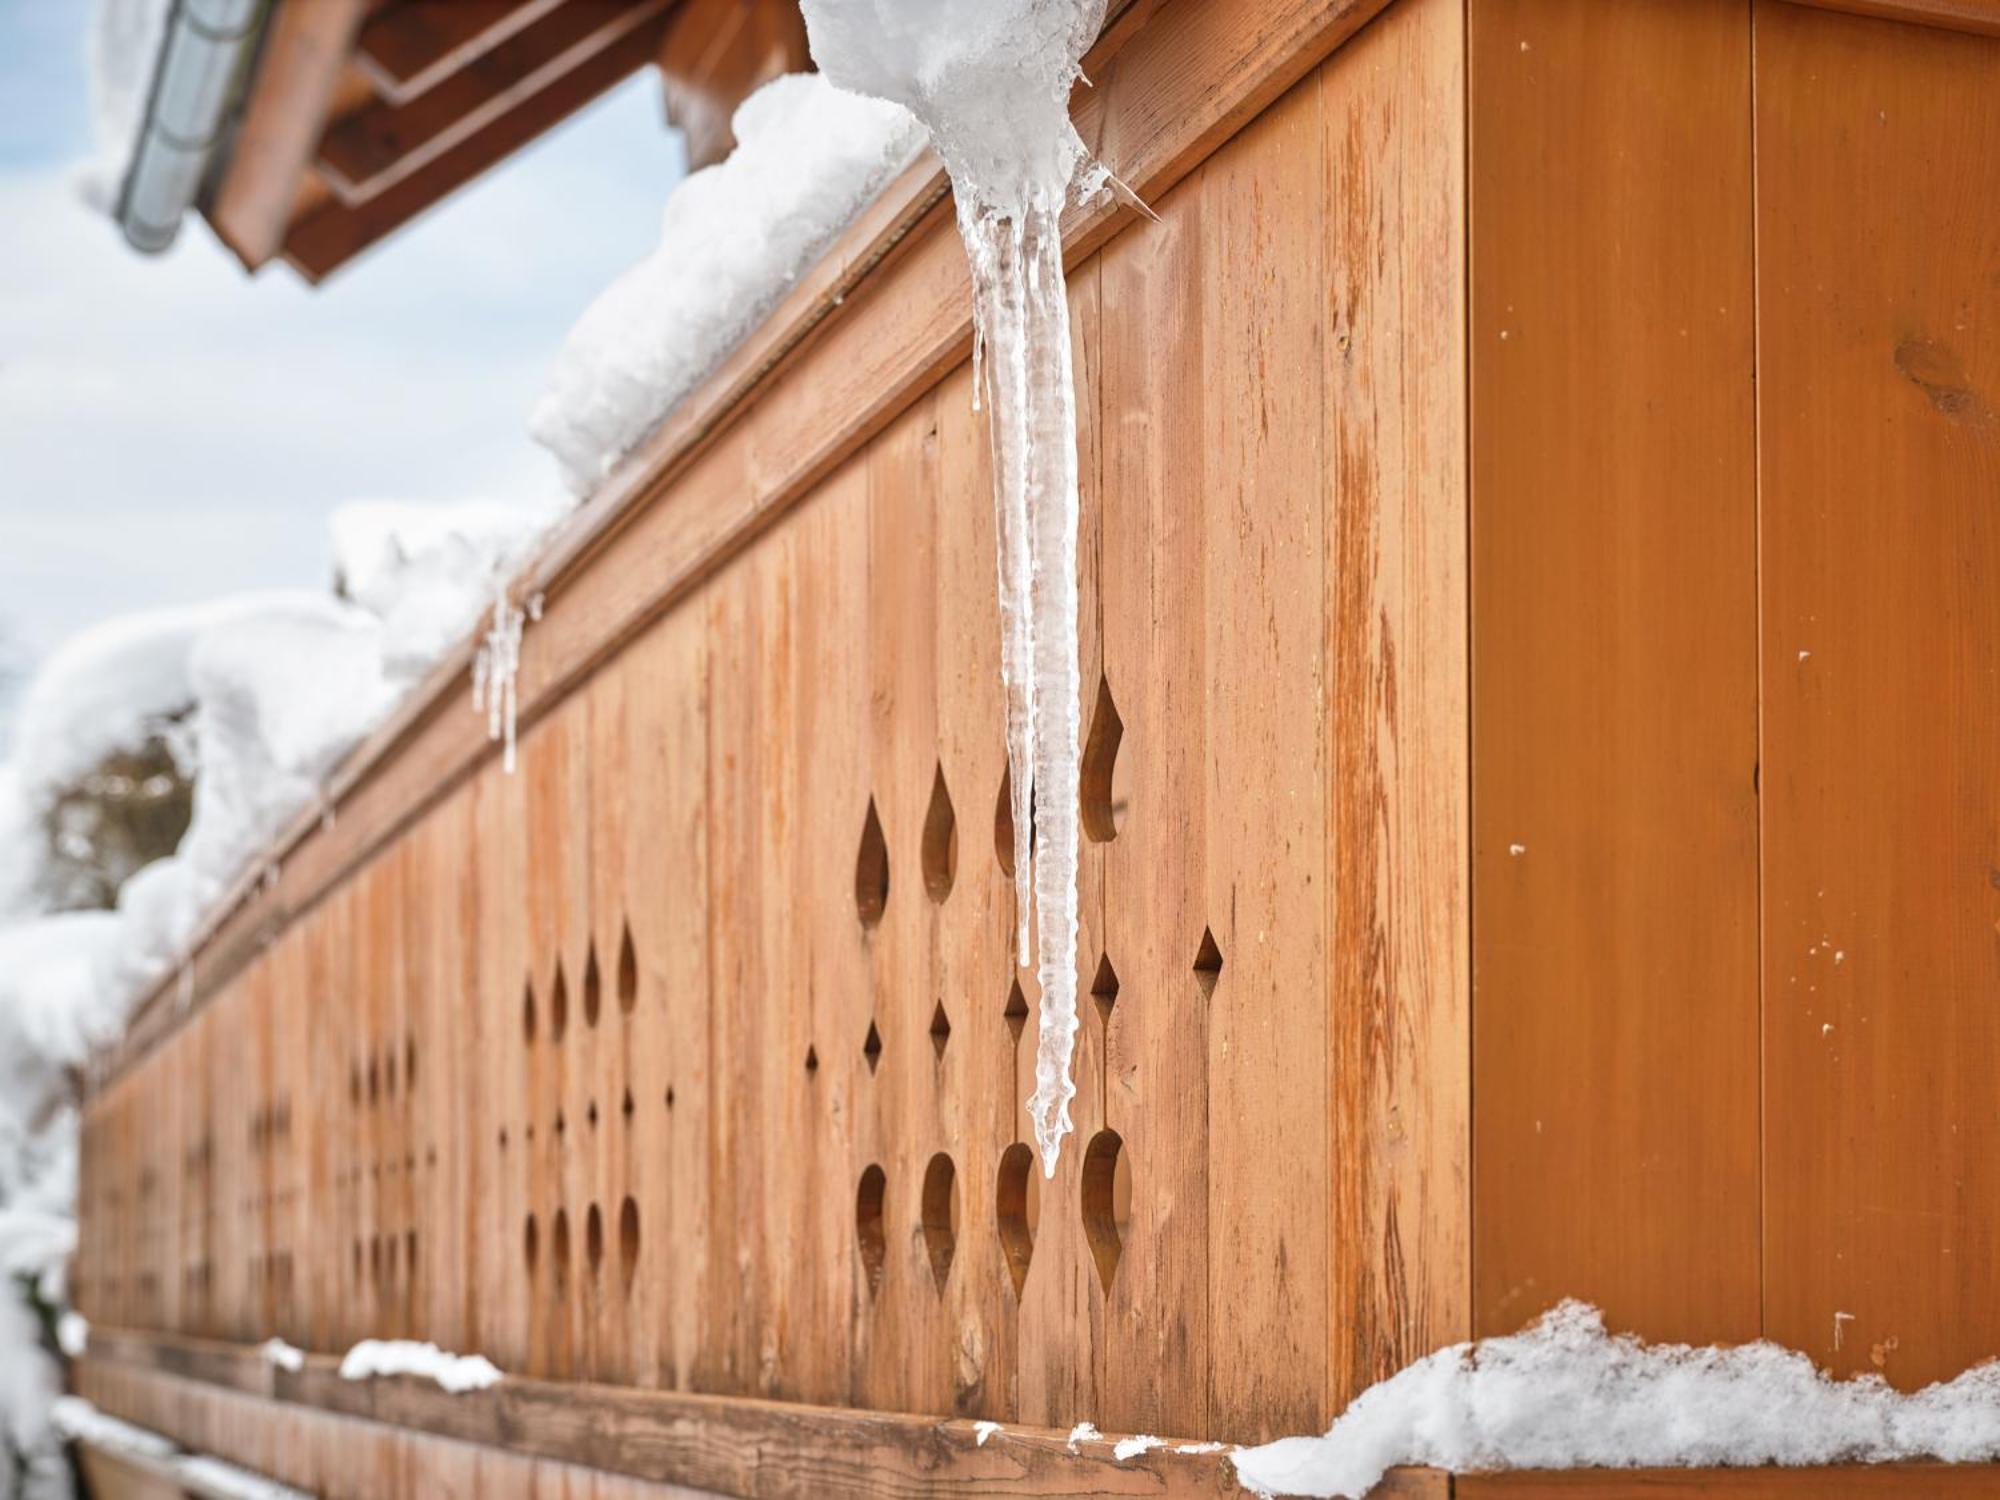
[[0, 0, 684, 740]]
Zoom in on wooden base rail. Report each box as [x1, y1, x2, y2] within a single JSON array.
[[81, 1329, 2000, 1498], [82, 1327, 1291, 1498]]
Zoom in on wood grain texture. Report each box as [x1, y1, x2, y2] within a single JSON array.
[[1469, 0, 1762, 1345], [1784, 0, 2000, 37], [1754, 1, 2000, 1389], [1321, 0, 1469, 1407]]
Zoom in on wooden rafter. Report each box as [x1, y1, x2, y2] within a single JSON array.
[[282, 3, 672, 280], [354, 0, 573, 102], [319, 0, 676, 202], [657, 0, 812, 171], [205, 0, 371, 270]]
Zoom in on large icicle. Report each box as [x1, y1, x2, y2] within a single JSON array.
[[802, 0, 1105, 1174]]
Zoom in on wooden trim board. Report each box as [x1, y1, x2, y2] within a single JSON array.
[[82, 1327, 1268, 1498]]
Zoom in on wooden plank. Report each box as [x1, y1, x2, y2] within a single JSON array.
[[1199, 66, 1329, 1444], [1320, 0, 1470, 1409], [783, 460, 870, 1410], [1784, 0, 2000, 37], [355, 0, 572, 101], [927, 356, 1017, 1422], [1462, 1467, 2000, 1496], [657, 0, 812, 171], [99, 0, 1399, 1088], [82, 1334, 1252, 1499], [1754, 1, 2000, 1389], [1468, 0, 1761, 1345], [1096, 49, 1213, 1449], [282, 7, 669, 280], [207, 0, 371, 270], [320, 0, 674, 201]]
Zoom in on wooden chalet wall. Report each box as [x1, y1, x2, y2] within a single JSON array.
[[71, 0, 2000, 1495]]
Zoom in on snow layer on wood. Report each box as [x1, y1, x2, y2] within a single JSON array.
[[1232, 1300, 2000, 1499], [803, 0, 1104, 1176], [338, 1339, 503, 1394], [177, 1454, 312, 1500], [530, 74, 926, 494], [10, 595, 276, 816], [331, 499, 557, 681], [49, 1395, 174, 1461], [76, 0, 173, 213], [258, 1338, 305, 1373]]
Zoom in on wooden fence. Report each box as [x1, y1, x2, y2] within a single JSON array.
[[72, 0, 2000, 1495]]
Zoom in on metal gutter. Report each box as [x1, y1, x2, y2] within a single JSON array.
[[115, 0, 267, 254]]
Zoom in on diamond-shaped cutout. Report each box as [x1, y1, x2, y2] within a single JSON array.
[[1003, 979, 1028, 1044], [1193, 926, 1223, 998], [929, 1000, 952, 1059], [863, 1020, 883, 1074], [1090, 953, 1120, 1029]]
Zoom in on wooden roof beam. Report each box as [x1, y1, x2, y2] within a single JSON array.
[[354, 0, 572, 103], [656, 0, 811, 172], [282, 4, 672, 281], [205, 0, 371, 270], [319, 0, 676, 202]]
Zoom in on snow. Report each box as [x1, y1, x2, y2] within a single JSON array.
[[49, 1396, 174, 1461], [530, 74, 926, 493], [973, 1419, 1003, 1446], [1113, 1433, 1165, 1461], [258, 1338, 305, 1373], [1231, 1300, 2000, 1499], [55, 1312, 87, 1359], [176, 1455, 312, 1500], [1065, 1420, 1103, 1452], [338, 1339, 503, 1394], [51, 1398, 309, 1499], [76, 0, 173, 214], [331, 499, 557, 681], [803, 0, 1105, 1177], [0, 499, 548, 1494]]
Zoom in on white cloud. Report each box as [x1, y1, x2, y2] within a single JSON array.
[[0, 73, 684, 678]]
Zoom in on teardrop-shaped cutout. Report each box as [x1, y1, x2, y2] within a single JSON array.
[[994, 765, 1038, 875], [921, 763, 958, 901], [549, 960, 569, 1042], [617, 922, 638, 1014], [921, 1152, 959, 1291], [586, 1202, 605, 1279], [855, 1165, 887, 1298], [583, 942, 602, 1027], [1080, 674, 1125, 842], [618, 1197, 640, 1293], [551, 1207, 572, 1291], [855, 798, 889, 927], [995, 1142, 1038, 1297], [1081, 1129, 1130, 1294], [522, 978, 537, 1044]]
